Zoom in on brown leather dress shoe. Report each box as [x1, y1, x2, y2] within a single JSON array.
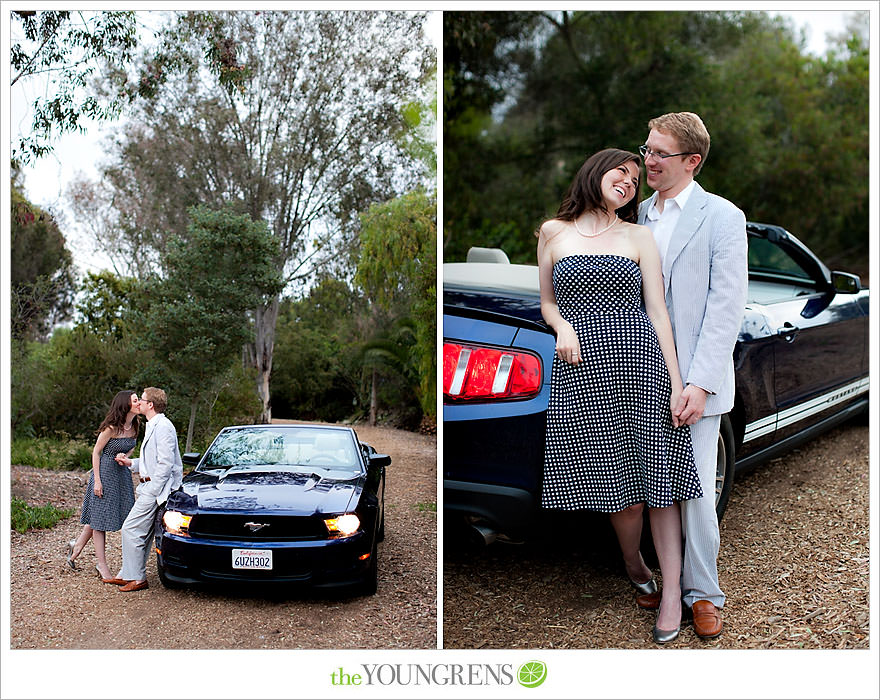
[[691, 600, 722, 638], [636, 591, 661, 610], [103, 577, 129, 586], [118, 580, 149, 592]]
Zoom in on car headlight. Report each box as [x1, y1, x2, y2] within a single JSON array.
[[324, 513, 360, 538], [162, 510, 192, 536]]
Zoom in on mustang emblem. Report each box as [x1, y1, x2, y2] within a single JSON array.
[[244, 522, 270, 532]]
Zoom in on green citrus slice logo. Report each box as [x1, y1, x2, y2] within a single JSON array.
[[517, 660, 547, 688]]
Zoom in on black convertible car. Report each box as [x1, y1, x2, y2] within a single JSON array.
[[154, 423, 388, 595], [443, 223, 868, 544]]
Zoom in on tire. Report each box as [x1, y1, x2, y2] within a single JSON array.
[[377, 496, 386, 542], [356, 541, 378, 596], [156, 556, 180, 589], [153, 507, 180, 589], [715, 414, 736, 522]]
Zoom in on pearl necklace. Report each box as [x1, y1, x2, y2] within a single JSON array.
[[574, 214, 619, 238]]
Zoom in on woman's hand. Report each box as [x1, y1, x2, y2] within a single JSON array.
[[555, 322, 582, 365], [670, 385, 684, 428], [93, 479, 104, 498]]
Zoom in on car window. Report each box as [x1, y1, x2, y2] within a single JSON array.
[[747, 236, 817, 303], [200, 427, 360, 474]]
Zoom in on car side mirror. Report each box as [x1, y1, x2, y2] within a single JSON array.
[[182, 452, 201, 467], [369, 453, 391, 468], [831, 271, 861, 294]]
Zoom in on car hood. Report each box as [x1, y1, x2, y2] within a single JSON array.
[[171, 466, 364, 516]]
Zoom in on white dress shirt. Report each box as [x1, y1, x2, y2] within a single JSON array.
[[644, 180, 697, 266]]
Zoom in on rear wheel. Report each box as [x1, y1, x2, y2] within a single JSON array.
[[715, 414, 736, 522]]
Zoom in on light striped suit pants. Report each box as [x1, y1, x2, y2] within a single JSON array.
[[680, 413, 725, 608]]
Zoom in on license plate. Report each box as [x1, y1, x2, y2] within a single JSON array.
[[232, 549, 273, 570]]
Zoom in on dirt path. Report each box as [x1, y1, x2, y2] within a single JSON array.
[[10, 423, 437, 649], [443, 419, 869, 649]]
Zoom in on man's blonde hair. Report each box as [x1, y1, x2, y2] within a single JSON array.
[[141, 387, 167, 413], [648, 112, 711, 175]]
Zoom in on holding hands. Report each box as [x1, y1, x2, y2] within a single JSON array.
[[115, 453, 132, 468], [673, 384, 708, 426]]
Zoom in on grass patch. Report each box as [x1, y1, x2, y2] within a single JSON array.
[[10, 437, 93, 471], [11, 497, 75, 534], [416, 501, 436, 513]]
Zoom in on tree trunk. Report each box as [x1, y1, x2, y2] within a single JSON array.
[[369, 368, 378, 426], [253, 296, 280, 424], [186, 398, 198, 454]]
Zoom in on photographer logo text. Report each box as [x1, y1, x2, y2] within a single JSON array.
[[330, 661, 547, 688]]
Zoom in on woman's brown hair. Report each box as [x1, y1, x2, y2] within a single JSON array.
[[97, 390, 139, 436], [555, 148, 642, 224]]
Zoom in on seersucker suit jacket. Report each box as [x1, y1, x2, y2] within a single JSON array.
[[131, 412, 183, 505], [638, 181, 749, 418]]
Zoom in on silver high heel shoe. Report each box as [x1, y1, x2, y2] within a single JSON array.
[[652, 622, 681, 644], [64, 540, 77, 570], [628, 574, 657, 596], [652, 598, 682, 644]]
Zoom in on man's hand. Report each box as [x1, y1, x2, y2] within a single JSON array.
[[674, 384, 708, 425], [115, 453, 132, 467]]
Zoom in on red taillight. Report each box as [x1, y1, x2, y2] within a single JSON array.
[[443, 342, 542, 401]]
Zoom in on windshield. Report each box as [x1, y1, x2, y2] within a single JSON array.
[[199, 426, 361, 475]]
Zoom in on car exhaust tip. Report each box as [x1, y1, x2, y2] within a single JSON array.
[[468, 522, 498, 547]]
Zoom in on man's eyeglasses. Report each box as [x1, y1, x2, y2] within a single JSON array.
[[638, 145, 697, 161]]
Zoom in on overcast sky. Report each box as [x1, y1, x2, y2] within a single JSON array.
[[6, 9, 864, 276]]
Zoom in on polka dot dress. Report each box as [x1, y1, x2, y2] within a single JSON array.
[[80, 436, 137, 531], [541, 255, 703, 512]]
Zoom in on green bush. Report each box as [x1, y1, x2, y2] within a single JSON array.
[[10, 437, 93, 471], [11, 497, 75, 534], [11, 326, 141, 439]]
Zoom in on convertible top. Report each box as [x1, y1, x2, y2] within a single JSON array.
[[444, 261, 540, 296]]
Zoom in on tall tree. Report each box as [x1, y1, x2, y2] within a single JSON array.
[[354, 64, 437, 423], [356, 189, 437, 419], [79, 10, 434, 421], [11, 10, 248, 163], [443, 11, 543, 260], [11, 10, 138, 162], [137, 206, 283, 451], [10, 169, 76, 341]]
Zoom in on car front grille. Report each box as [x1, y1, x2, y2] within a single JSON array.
[[189, 513, 327, 541]]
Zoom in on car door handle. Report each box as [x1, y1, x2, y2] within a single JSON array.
[[776, 322, 800, 342]]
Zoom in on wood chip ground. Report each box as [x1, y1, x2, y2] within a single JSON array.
[[443, 419, 869, 649]]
